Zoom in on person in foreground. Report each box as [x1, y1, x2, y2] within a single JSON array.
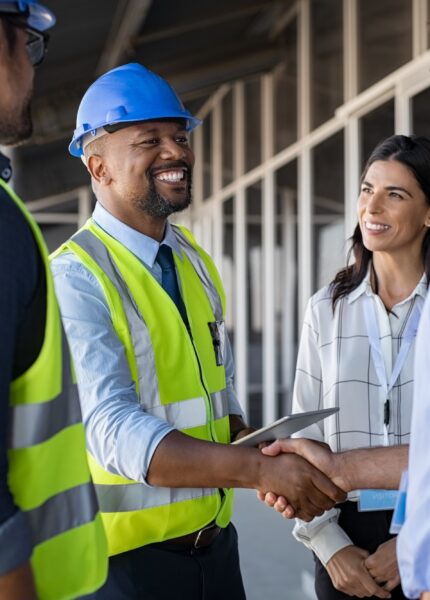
[[50, 62, 345, 600], [0, 2, 107, 599], [396, 282, 430, 600], [262, 135, 430, 600]]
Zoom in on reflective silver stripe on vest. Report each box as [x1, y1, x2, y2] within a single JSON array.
[[173, 226, 223, 321], [147, 396, 206, 429], [72, 229, 160, 407], [211, 389, 229, 420], [146, 391, 228, 429], [27, 482, 99, 546], [10, 333, 82, 450], [95, 482, 216, 513]]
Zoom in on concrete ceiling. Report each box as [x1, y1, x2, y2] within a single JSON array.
[[13, 0, 295, 201]]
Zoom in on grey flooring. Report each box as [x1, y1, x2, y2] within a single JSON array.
[[233, 489, 317, 600]]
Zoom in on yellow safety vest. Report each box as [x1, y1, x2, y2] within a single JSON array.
[[1, 179, 107, 600], [54, 220, 234, 556]]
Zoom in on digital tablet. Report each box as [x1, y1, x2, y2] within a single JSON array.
[[232, 407, 339, 447]]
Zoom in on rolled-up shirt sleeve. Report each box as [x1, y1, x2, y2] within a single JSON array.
[[397, 293, 430, 599], [224, 333, 244, 419], [51, 254, 174, 484]]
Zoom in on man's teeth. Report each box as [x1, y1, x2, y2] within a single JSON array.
[[365, 221, 389, 231], [156, 170, 185, 182]]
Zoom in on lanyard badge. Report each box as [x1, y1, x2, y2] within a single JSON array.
[[357, 295, 421, 512]]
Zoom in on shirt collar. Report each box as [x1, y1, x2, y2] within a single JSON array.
[[347, 262, 427, 304], [0, 152, 12, 183], [92, 202, 182, 268]]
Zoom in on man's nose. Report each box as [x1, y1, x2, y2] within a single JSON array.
[[159, 138, 187, 160]]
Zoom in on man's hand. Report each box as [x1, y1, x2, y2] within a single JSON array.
[[365, 538, 400, 592], [229, 415, 255, 443], [256, 438, 348, 518], [262, 438, 351, 491], [326, 546, 392, 599], [258, 452, 346, 521]]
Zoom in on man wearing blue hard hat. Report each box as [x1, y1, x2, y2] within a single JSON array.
[[0, 2, 107, 599], [52, 62, 345, 599]]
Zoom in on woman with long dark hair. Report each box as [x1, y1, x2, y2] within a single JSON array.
[[288, 135, 430, 599]]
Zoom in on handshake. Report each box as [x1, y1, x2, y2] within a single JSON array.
[[254, 438, 407, 522]]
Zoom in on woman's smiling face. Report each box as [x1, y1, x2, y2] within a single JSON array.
[[358, 159, 430, 256]]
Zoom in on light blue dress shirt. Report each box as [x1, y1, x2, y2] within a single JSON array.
[[51, 202, 243, 485], [397, 289, 430, 599]]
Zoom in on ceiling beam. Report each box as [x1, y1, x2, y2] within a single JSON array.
[[97, 0, 153, 75], [133, 0, 290, 47], [30, 44, 280, 145]]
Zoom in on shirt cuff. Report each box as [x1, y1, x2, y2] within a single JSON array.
[[307, 521, 353, 566], [0, 510, 33, 576], [293, 513, 353, 566], [226, 383, 245, 420]]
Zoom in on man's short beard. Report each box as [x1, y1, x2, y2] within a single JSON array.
[[133, 175, 192, 219], [0, 95, 33, 146]]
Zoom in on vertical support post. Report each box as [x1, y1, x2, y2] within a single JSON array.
[[233, 82, 248, 416], [412, 0, 427, 57], [261, 73, 276, 424], [298, 148, 312, 325], [298, 0, 311, 138], [78, 186, 93, 229], [343, 0, 358, 102], [212, 100, 223, 271], [344, 118, 360, 242]]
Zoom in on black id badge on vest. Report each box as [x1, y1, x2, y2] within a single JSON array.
[[208, 320, 226, 366]]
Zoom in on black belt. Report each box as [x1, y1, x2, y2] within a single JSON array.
[[152, 523, 221, 550]]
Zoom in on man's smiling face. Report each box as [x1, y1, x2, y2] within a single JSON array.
[[89, 119, 195, 222]]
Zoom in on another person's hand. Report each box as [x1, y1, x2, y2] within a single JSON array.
[[257, 452, 345, 521], [421, 593, 430, 600], [262, 438, 351, 491], [365, 538, 400, 592], [326, 545, 392, 599], [257, 438, 348, 518]]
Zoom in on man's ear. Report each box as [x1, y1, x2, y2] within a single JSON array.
[[87, 154, 112, 186]]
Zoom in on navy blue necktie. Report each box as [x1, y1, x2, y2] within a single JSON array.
[[156, 245, 189, 327]]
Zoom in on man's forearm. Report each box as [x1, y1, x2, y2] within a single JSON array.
[[260, 439, 408, 495], [147, 430, 346, 522], [147, 430, 268, 490], [338, 445, 408, 491]]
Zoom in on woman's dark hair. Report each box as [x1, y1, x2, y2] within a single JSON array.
[[331, 134, 430, 309]]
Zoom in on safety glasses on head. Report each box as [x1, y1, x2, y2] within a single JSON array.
[[0, 1, 55, 31], [22, 23, 48, 66], [1, 17, 49, 65]]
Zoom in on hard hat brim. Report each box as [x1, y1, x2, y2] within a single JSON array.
[[27, 2, 56, 31], [69, 115, 202, 158]]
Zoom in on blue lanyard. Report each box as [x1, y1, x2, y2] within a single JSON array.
[[363, 294, 422, 445]]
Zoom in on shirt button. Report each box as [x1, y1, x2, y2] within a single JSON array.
[[1, 167, 11, 180]]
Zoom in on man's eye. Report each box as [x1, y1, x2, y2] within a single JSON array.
[[176, 136, 189, 144], [142, 138, 159, 145]]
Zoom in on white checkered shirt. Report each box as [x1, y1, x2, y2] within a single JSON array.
[[292, 268, 427, 565]]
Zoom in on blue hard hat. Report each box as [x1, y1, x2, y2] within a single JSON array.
[[0, 0, 55, 31], [69, 63, 201, 157]]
